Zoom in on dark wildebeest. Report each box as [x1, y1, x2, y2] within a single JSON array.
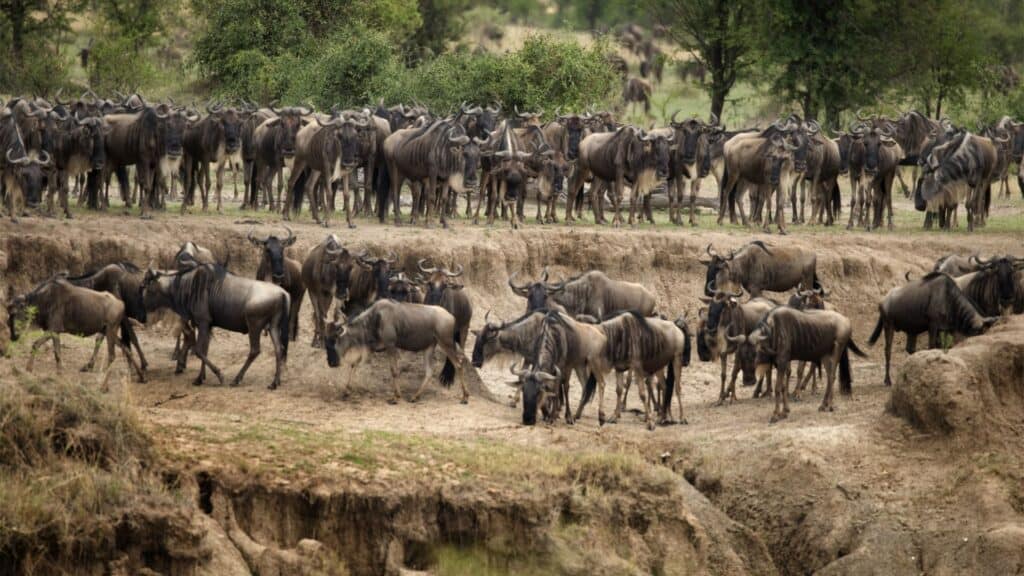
[[846, 120, 903, 231], [719, 121, 801, 232], [142, 263, 290, 389], [240, 105, 274, 208], [509, 268, 657, 318], [934, 254, 981, 277], [741, 307, 866, 422], [2, 143, 50, 221], [570, 126, 672, 226], [915, 132, 998, 232], [868, 272, 998, 386], [7, 276, 144, 385], [697, 288, 775, 404], [105, 105, 195, 217], [284, 113, 366, 227], [799, 131, 841, 226], [336, 250, 398, 318], [170, 241, 218, 372], [65, 261, 148, 379], [248, 227, 305, 340], [785, 285, 833, 397], [324, 299, 468, 403], [252, 107, 309, 211], [418, 259, 473, 387], [386, 272, 423, 304], [470, 309, 550, 411], [530, 143, 569, 224], [623, 77, 652, 115], [701, 241, 819, 298], [182, 102, 244, 212], [893, 110, 942, 196], [953, 256, 1024, 317], [45, 114, 107, 218], [381, 119, 475, 227], [301, 234, 351, 347], [665, 111, 720, 225]]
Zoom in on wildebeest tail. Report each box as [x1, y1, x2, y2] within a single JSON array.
[[580, 370, 597, 409], [682, 331, 692, 366], [119, 318, 133, 347], [439, 329, 459, 387], [279, 294, 290, 360], [847, 339, 868, 358], [291, 170, 307, 210], [664, 361, 676, 414], [868, 308, 884, 345], [375, 163, 390, 222], [839, 347, 853, 395]]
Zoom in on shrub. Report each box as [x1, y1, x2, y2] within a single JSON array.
[[88, 36, 157, 94]]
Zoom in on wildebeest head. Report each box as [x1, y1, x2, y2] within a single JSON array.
[[637, 128, 673, 180], [462, 134, 488, 189], [470, 310, 504, 368], [509, 268, 562, 312], [4, 148, 51, 206], [851, 121, 897, 176], [835, 132, 860, 175], [324, 317, 369, 369], [66, 116, 109, 171], [670, 111, 719, 165], [387, 272, 422, 303], [536, 146, 568, 195], [155, 105, 197, 158], [248, 226, 297, 284], [765, 133, 798, 187], [6, 294, 29, 342], [319, 113, 367, 168], [206, 102, 243, 153], [556, 111, 589, 160], [699, 244, 740, 296], [508, 362, 560, 426], [267, 107, 310, 159], [418, 258, 464, 305], [350, 251, 398, 301], [745, 317, 776, 379], [673, 314, 693, 367], [697, 286, 744, 361], [973, 255, 1024, 308], [788, 283, 827, 310], [916, 132, 964, 206]]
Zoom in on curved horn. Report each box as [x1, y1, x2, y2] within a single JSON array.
[[541, 267, 549, 283], [316, 115, 342, 128], [282, 226, 296, 246], [671, 110, 681, 125], [385, 251, 398, 265], [6, 149, 28, 165], [247, 227, 266, 245], [537, 366, 561, 381], [509, 362, 528, 377], [444, 263, 463, 278], [417, 258, 438, 274], [508, 272, 530, 295], [449, 134, 470, 145], [725, 333, 747, 344]]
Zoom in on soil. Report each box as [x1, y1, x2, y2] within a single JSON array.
[[2, 191, 1023, 575]]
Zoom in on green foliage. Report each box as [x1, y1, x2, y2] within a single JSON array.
[[376, 34, 619, 113], [0, 0, 74, 94], [87, 35, 157, 94], [403, 0, 471, 62], [93, 0, 171, 50]]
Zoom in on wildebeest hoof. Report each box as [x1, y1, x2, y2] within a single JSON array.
[[387, 397, 399, 405], [80, 365, 93, 373], [679, 418, 689, 425], [460, 397, 469, 405], [347, 223, 357, 229], [408, 396, 420, 403], [192, 378, 204, 386], [819, 404, 834, 412], [646, 421, 656, 431], [230, 378, 241, 387]]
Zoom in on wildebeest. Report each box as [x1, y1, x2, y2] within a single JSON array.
[[65, 261, 149, 379], [697, 288, 776, 403], [701, 241, 819, 297], [301, 234, 351, 347], [240, 105, 275, 208], [285, 113, 366, 227], [719, 122, 801, 232], [800, 131, 841, 226], [846, 121, 903, 231], [623, 77, 652, 115], [952, 255, 1024, 317], [381, 118, 475, 228], [251, 107, 309, 211], [868, 272, 998, 386], [7, 276, 144, 385], [324, 299, 468, 403], [2, 145, 50, 221], [934, 254, 981, 277], [570, 125, 672, 226], [249, 227, 305, 340], [336, 251, 397, 318], [45, 114, 107, 219], [386, 272, 423, 304], [742, 307, 866, 422], [142, 263, 290, 389], [105, 105, 195, 217], [509, 268, 657, 318], [916, 131, 998, 231], [893, 111, 942, 196], [418, 259, 472, 386], [182, 102, 244, 213], [666, 111, 720, 226]]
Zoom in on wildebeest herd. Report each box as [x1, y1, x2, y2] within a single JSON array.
[[7, 231, 1022, 426], [2, 92, 1022, 232]]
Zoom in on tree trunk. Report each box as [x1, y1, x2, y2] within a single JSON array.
[[9, 0, 26, 64], [710, 86, 726, 119]]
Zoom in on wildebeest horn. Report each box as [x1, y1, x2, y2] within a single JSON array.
[[671, 110, 682, 125], [509, 362, 528, 377], [325, 245, 346, 256], [725, 333, 747, 344], [449, 135, 470, 145], [316, 116, 342, 128], [484, 309, 493, 324], [444, 263, 463, 278], [805, 119, 820, 135], [247, 227, 266, 246], [418, 258, 438, 274], [726, 286, 743, 298], [508, 272, 530, 295], [969, 255, 989, 267], [6, 149, 28, 165], [282, 226, 296, 246], [855, 108, 874, 122], [705, 243, 718, 258], [709, 112, 720, 126], [540, 267, 549, 283], [473, 134, 490, 146], [537, 366, 561, 381]]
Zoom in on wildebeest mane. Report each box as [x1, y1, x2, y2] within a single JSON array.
[[169, 264, 229, 320], [601, 310, 661, 366]]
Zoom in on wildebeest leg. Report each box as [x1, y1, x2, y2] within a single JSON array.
[[715, 354, 729, 405], [83, 334, 105, 372], [927, 327, 940, 350], [410, 345, 437, 403], [638, 374, 655, 431], [561, 375, 574, 424], [604, 371, 625, 424], [232, 329, 262, 388], [343, 174, 356, 229], [215, 160, 226, 211], [191, 324, 225, 386], [792, 361, 806, 400], [846, 180, 859, 230], [819, 355, 838, 412], [775, 183, 787, 235], [771, 363, 790, 423], [27, 333, 59, 373], [727, 358, 742, 401], [905, 333, 917, 355]]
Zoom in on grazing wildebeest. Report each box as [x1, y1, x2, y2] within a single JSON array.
[[417, 259, 472, 387], [105, 105, 195, 217], [252, 107, 309, 211], [666, 111, 720, 225], [285, 113, 366, 227], [509, 268, 657, 318], [45, 114, 107, 218], [916, 132, 998, 231], [382, 118, 475, 227], [952, 255, 1024, 317], [570, 125, 672, 226], [65, 261, 148, 378], [142, 263, 290, 389], [248, 227, 305, 340], [701, 241, 819, 298], [324, 299, 468, 403], [182, 102, 244, 212], [301, 234, 352, 347], [742, 307, 867, 422], [868, 272, 998, 386], [934, 254, 981, 277], [7, 276, 144, 385]]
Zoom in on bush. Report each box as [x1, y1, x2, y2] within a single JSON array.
[[88, 36, 158, 94], [0, 44, 71, 96], [285, 26, 400, 109]]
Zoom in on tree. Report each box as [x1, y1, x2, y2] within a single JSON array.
[[0, 0, 74, 92], [644, 0, 754, 118], [93, 0, 168, 51]]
